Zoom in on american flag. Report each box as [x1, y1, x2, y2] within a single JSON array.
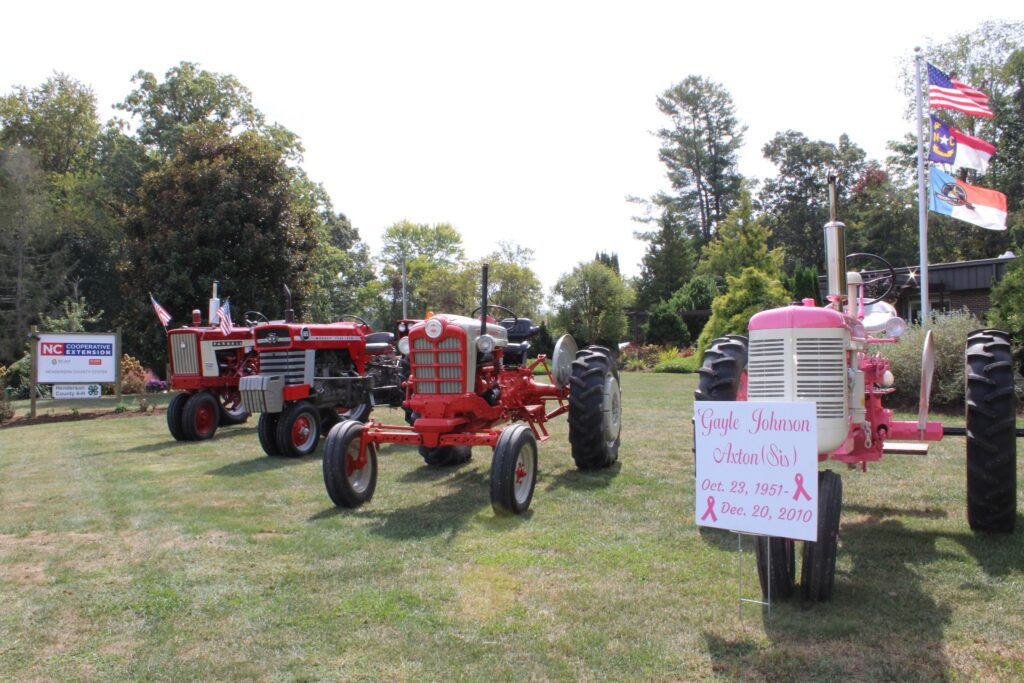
[[150, 293, 172, 328], [927, 63, 993, 118], [218, 300, 232, 336]]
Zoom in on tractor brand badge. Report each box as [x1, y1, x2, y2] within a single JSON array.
[[300, 326, 311, 341], [265, 332, 279, 345], [937, 182, 973, 209]]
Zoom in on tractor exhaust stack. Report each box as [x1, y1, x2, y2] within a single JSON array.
[[823, 173, 847, 310]]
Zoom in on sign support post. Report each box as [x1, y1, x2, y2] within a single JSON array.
[[29, 327, 38, 418]]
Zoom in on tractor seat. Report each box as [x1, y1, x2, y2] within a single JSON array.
[[499, 318, 540, 343], [366, 343, 393, 355], [366, 331, 395, 345]]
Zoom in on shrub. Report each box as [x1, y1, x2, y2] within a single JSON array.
[[1, 355, 31, 399], [619, 344, 666, 371], [696, 268, 790, 357], [0, 393, 13, 422], [145, 379, 168, 393], [644, 301, 691, 347], [877, 309, 982, 409], [120, 354, 146, 394], [653, 355, 701, 373]]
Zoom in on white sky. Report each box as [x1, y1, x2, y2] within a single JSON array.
[[4, 1, 1023, 298]]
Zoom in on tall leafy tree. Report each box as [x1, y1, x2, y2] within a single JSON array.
[[697, 189, 783, 281], [552, 261, 631, 347], [377, 221, 467, 320], [758, 131, 866, 272], [651, 76, 746, 245], [696, 267, 789, 355], [633, 210, 697, 310], [479, 242, 543, 319]]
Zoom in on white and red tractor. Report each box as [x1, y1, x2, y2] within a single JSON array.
[[320, 265, 623, 515], [165, 283, 260, 441], [238, 315, 407, 458], [695, 176, 1016, 602]]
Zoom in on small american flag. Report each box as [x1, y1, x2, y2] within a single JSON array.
[[150, 293, 172, 328], [928, 63, 993, 118], [218, 300, 232, 336]]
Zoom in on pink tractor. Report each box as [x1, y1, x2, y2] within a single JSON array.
[[696, 175, 1016, 602], [320, 265, 622, 515]]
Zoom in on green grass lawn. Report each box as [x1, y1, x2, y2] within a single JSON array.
[[1, 374, 1022, 681]]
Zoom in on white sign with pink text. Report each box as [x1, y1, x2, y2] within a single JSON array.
[[694, 401, 818, 541]]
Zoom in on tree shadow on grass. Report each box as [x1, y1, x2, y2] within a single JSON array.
[[842, 502, 948, 520], [205, 453, 314, 477], [116, 425, 257, 455]]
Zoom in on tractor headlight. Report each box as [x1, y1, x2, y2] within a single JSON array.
[[476, 334, 496, 354], [424, 318, 443, 339], [882, 370, 895, 387], [398, 336, 410, 355], [398, 322, 407, 334], [885, 316, 906, 338]]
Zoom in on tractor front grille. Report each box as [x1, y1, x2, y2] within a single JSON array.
[[169, 333, 199, 375], [257, 350, 307, 386], [412, 336, 464, 394], [747, 335, 846, 420]]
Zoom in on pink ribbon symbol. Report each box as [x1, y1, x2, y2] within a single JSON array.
[[792, 473, 812, 501], [700, 496, 718, 522]]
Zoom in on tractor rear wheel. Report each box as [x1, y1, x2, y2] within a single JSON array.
[[567, 347, 621, 469], [276, 401, 321, 458], [166, 392, 190, 441], [323, 419, 377, 508], [419, 445, 472, 466], [801, 470, 842, 602], [258, 413, 282, 457], [965, 329, 1017, 532], [695, 336, 748, 401], [217, 390, 249, 425], [755, 536, 795, 600], [182, 391, 219, 440], [490, 424, 538, 515]]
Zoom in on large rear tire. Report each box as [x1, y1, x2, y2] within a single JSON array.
[[490, 424, 538, 515], [418, 445, 473, 466], [217, 390, 249, 426], [567, 347, 621, 470], [276, 401, 321, 458], [166, 392, 190, 441], [182, 391, 219, 440], [323, 420, 378, 508], [965, 329, 1017, 532], [695, 336, 748, 401], [258, 413, 282, 457], [755, 536, 795, 600], [801, 470, 842, 602]]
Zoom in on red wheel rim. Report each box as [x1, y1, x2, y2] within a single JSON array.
[[291, 414, 314, 449], [195, 402, 216, 436]]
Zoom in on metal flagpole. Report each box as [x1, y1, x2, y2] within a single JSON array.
[[914, 47, 931, 326]]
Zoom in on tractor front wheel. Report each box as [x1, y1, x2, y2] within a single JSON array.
[[166, 392, 190, 441], [755, 536, 795, 600], [419, 445, 472, 466], [965, 329, 1017, 532], [323, 420, 378, 508], [567, 347, 621, 470], [801, 470, 842, 602], [218, 390, 249, 425], [276, 401, 321, 458], [258, 413, 282, 457], [695, 336, 748, 401], [182, 391, 219, 440], [490, 425, 538, 515]]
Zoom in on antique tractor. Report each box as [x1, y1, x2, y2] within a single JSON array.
[[165, 282, 260, 441], [321, 264, 622, 515], [238, 314, 407, 458], [695, 176, 1016, 602]]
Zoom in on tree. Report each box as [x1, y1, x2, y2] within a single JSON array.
[[116, 61, 300, 160], [377, 221, 468, 320], [481, 242, 543, 319], [697, 189, 783, 281], [758, 131, 866, 272], [987, 256, 1024, 364], [844, 165, 919, 267], [119, 126, 323, 369], [644, 299, 690, 348], [696, 268, 789, 356], [553, 261, 631, 347], [633, 211, 697, 310], [649, 76, 746, 245]]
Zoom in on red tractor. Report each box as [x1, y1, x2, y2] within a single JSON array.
[[238, 315, 407, 458], [165, 283, 260, 441], [320, 265, 622, 515], [695, 175, 1016, 602]]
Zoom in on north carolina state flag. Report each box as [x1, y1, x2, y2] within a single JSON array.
[[929, 116, 995, 174], [929, 167, 1007, 231]]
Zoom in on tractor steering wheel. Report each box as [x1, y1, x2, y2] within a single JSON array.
[[846, 252, 896, 306], [339, 314, 371, 328], [470, 304, 519, 330], [244, 311, 270, 326]]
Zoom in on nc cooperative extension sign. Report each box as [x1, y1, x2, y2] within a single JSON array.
[[36, 333, 117, 384]]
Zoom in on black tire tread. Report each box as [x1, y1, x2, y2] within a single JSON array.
[[567, 348, 620, 470], [323, 420, 377, 508], [695, 337, 748, 401], [166, 392, 191, 441]]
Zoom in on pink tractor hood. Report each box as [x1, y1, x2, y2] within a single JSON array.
[[749, 304, 847, 331]]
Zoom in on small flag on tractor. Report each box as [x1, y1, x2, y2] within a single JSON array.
[[927, 63, 993, 118], [218, 300, 232, 336], [150, 293, 172, 328]]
